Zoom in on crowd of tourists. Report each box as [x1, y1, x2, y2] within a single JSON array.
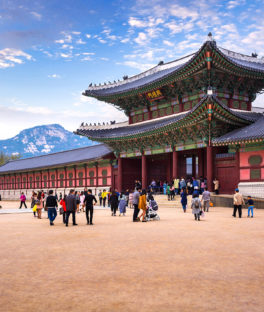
[[17, 175, 255, 226]]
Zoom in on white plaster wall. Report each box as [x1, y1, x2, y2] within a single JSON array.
[[238, 182, 264, 199]]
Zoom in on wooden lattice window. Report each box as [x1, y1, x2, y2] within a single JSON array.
[[17, 177, 21, 189], [36, 176, 40, 189], [102, 169, 107, 185], [184, 102, 190, 111], [89, 171, 94, 186], [132, 116, 137, 123], [68, 173, 73, 187], [166, 107, 172, 115], [241, 102, 247, 110], [233, 101, 239, 109], [23, 177, 26, 189], [249, 155, 262, 166], [144, 113, 148, 121], [137, 114, 143, 122], [12, 178, 15, 189], [43, 175, 47, 188], [174, 105, 179, 113], [51, 174, 55, 187], [152, 110, 158, 118], [250, 169, 261, 180], [59, 174, 64, 188], [78, 172, 83, 186]]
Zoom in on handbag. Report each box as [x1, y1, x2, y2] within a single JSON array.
[[59, 207, 64, 215]]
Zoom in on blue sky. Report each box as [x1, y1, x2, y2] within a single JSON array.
[[0, 0, 264, 139]]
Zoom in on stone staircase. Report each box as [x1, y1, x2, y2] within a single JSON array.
[[152, 194, 183, 208]]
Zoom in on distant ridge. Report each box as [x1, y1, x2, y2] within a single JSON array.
[[0, 124, 97, 159]]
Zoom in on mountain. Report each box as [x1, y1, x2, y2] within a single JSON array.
[[0, 124, 97, 158]]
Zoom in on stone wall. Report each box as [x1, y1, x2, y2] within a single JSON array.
[[0, 186, 111, 200]]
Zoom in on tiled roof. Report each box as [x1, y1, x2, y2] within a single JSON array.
[[76, 95, 262, 140], [212, 116, 264, 144], [0, 144, 112, 173], [77, 112, 188, 139]]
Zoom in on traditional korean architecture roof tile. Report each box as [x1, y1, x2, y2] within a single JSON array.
[[83, 40, 264, 100], [0, 144, 112, 173], [212, 116, 264, 145], [76, 95, 262, 141]]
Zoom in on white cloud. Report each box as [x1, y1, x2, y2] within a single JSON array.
[[118, 61, 155, 71], [86, 34, 91, 38], [48, 74, 61, 79], [0, 48, 32, 69], [60, 53, 72, 58], [121, 38, 130, 43], [98, 38, 107, 44], [163, 40, 174, 47], [134, 32, 148, 45], [30, 11, 42, 20], [72, 31, 81, 35], [76, 39, 86, 44]]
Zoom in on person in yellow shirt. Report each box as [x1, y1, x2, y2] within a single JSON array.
[[138, 189, 147, 222], [101, 189, 108, 207]]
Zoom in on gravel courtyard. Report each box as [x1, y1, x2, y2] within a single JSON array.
[[0, 204, 263, 312]]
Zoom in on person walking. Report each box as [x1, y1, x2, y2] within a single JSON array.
[[132, 187, 141, 222], [19, 192, 27, 209], [201, 187, 211, 212], [180, 188, 188, 213], [118, 192, 127, 216], [46, 190, 58, 226], [138, 189, 147, 222], [246, 196, 254, 218], [233, 188, 245, 218], [84, 189, 97, 225], [110, 190, 119, 216], [191, 193, 201, 221], [36, 191, 44, 219], [65, 189, 78, 227], [31, 192, 37, 217], [60, 195, 67, 224], [101, 189, 108, 207], [75, 191, 80, 213]]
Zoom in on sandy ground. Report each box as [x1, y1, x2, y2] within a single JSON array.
[[0, 203, 264, 312]]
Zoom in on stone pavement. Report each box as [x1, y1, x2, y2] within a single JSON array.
[[0, 201, 264, 312]]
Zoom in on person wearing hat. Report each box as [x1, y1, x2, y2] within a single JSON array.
[[233, 188, 245, 218]]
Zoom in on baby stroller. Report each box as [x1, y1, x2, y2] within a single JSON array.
[[146, 199, 160, 221]]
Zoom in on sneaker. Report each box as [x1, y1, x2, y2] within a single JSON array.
[[66, 224, 68, 227], [90, 223, 93, 225], [251, 216, 253, 218], [73, 223, 78, 226]]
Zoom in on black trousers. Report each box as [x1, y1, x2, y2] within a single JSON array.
[[111, 204, 118, 215], [99, 198, 102, 206], [65, 211, 76, 225], [233, 205, 242, 218], [19, 201, 27, 208], [86, 206, 93, 224], [133, 204, 139, 221], [103, 198, 106, 207], [63, 211, 66, 224]]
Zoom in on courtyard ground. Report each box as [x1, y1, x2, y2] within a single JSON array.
[[0, 199, 264, 312]]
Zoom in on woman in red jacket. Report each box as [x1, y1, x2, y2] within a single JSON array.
[[60, 195, 67, 224]]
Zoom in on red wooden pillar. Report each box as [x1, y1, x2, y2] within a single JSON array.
[[64, 167, 67, 188], [206, 146, 213, 191], [26, 173, 29, 189], [172, 148, 178, 179], [84, 164, 88, 187], [55, 169, 58, 189], [117, 155, 123, 192], [95, 163, 98, 190], [40, 171, 43, 189], [74, 166, 77, 188], [142, 152, 147, 190], [235, 148, 240, 187]]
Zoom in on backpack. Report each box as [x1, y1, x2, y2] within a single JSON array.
[[35, 199, 40, 205], [150, 200, 158, 211], [194, 198, 200, 209]]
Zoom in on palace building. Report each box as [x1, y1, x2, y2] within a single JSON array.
[[1, 33, 264, 199]]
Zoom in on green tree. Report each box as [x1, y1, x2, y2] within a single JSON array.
[[0, 152, 21, 166]]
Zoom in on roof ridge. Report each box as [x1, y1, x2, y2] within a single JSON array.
[[0, 143, 105, 164]]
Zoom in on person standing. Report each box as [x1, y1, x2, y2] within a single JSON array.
[[98, 190, 102, 206], [246, 196, 254, 218], [46, 190, 58, 226], [118, 192, 127, 216], [84, 189, 97, 225], [191, 193, 201, 221], [233, 188, 245, 218], [213, 178, 220, 195], [36, 191, 44, 219], [79, 191, 85, 212], [65, 189, 78, 227], [132, 187, 141, 222], [201, 188, 211, 212], [110, 190, 119, 216], [138, 189, 147, 222], [180, 188, 188, 213], [75, 191, 80, 213], [60, 195, 67, 224], [19, 192, 27, 209], [101, 189, 108, 207]]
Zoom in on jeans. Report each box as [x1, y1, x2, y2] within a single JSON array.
[[233, 205, 242, 218], [65, 211, 76, 225], [248, 206, 254, 217], [99, 198, 102, 206], [133, 204, 139, 221], [86, 206, 94, 224], [19, 201, 27, 208], [48, 208, 57, 224], [182, 204, 186, 211]]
